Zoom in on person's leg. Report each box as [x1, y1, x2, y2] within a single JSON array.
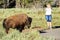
[[49, 22, 52, 29], [46, 15, 52, 29], [46, 15, 50, 28], [47, 22, 50, 28], [48, 15, 52, 29], [47, 22, 52, 29]]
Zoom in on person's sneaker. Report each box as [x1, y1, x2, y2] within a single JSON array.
[[50, 27, 52, 29], [47, 27, 52, 30]]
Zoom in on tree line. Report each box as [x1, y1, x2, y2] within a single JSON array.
[[0, 0, 60, 8]]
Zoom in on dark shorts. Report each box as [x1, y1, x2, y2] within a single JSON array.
[[45, 15, 52, 22]]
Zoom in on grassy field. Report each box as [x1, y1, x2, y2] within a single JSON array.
[[0, 8, 60, 40]]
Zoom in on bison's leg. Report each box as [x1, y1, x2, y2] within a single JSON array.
[[16, 24, 25, 32], [16, 27, 24, 32], [5, 28, 9, 34], [19, 24, 25, 32], [16, 26, 22, 32]]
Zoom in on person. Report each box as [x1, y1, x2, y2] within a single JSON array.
[[45, 3, 52, 29]]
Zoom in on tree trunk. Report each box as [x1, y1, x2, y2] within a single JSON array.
[[7, 0, 9, 7], [19, 0, 25, 8], [3, 0, 7, 8], [59, 1, 60, 7], [15, 0, 20, 8]]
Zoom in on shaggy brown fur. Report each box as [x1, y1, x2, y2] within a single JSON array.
[[3, 14, 32, 34]]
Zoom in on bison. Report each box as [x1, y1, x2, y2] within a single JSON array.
[[3, 14, 32, 34]]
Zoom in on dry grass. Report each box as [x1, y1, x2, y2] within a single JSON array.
[[0, 8, 59, 40]]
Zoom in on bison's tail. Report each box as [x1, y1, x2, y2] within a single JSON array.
[[3, 18, 6, 28]]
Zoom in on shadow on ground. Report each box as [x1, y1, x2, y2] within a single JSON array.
[[39, 26, 60, 33], [39, 30, 47, 33], [52, 26, 60, 29]]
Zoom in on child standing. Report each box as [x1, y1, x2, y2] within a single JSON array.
[[45, 3, 52, 29]]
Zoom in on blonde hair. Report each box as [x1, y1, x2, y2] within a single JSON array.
[[46, 3, 51, 8]]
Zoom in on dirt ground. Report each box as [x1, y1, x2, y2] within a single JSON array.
[[40, 28, 60, 40]]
